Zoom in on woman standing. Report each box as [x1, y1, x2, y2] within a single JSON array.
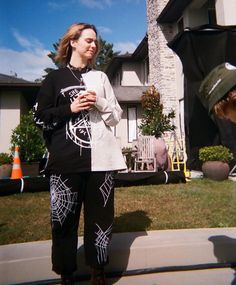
[[34, 23, 126, 285]]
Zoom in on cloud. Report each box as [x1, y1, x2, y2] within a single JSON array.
[[104, 0, 113, 5], [48, 0, 113, 10], [0, 30, 55, 81], [113, 41, 138, 54], [12, 29, 43, 51], [79, 0, 112, 9], [48, 1, 68, 10], [0, 48, 55, 81], [97, 26, 112, 35], [125, 0, 142, 3], [126, 0, 143, 4]]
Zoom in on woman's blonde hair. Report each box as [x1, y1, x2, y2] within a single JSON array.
[[54, 23, 99, 66], [213, 87, 236, 118]]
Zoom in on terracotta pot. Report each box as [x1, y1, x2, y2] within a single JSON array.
[[154, 137, 170, 170], [0, 164, 12, 178], [202, 161, 230, 181]]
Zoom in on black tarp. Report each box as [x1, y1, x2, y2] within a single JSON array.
[[168, 25, 236, 170], [0, 171, 186, 196]]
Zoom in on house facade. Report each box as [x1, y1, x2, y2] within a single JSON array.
[[146, 0, 236, 168], [0, 74, 40, 153], [106, 35, 150, 148]]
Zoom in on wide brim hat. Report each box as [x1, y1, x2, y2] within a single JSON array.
[[199, 62, 236, 113]]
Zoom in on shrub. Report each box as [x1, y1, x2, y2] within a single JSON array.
[[0, 153, 12, 165], [10, 110, 46, 162], [139, 85, 175, 138], [199, 145, 233, 163]]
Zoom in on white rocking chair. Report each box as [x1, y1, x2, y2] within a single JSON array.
[[134, 136, 157, 172]]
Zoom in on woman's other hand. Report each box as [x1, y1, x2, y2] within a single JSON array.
[[70, 91, 96, 113]]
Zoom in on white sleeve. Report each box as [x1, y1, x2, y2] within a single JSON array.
[[94, 73, 123, 126]]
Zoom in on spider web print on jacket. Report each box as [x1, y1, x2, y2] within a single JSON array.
[[99, 172, 114, 207], [50, 175, 78, 225], [95, 223, 112, 264]]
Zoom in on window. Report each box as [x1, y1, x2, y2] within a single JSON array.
[[143, 57, 149, 85], [113, 71, 121, 86], [127, 107, 137, 143]]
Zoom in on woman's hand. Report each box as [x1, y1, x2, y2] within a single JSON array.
[[70, 90, 96, 113]]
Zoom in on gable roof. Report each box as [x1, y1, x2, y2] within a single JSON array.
[[0, 73, 40, 87], [106, 35, 148, 80], [132, 34, 148, 59], [105, 54, 132, 80], [157, 0, 193, 23]]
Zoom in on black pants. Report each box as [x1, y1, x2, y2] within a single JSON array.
[[49, 172, 115, 275]]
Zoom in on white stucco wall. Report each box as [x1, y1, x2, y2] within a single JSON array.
[[215, 0, 236, 25], [0, 92, 21, 153], [121, 62, 143, 86]]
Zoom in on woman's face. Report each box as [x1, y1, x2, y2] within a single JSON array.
[[71, 28, 97, 62]]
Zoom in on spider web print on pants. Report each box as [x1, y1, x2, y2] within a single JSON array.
[[50, 175, 78, 226], [95, 223, 112, 264], [99, 172, 114, 207]]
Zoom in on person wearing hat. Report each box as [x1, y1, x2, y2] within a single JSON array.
[[199, 62, 236, 123]]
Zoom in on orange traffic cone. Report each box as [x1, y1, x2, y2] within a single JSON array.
[[11, 146, 23, 179]]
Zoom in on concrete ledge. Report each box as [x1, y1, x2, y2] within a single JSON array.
[[1, 228, 236, 284]]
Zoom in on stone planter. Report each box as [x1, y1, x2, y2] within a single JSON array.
[[0, 164, 12, 178], [202, 161, 230, 181]]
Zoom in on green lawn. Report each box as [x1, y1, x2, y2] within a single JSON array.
[[0, 178, 236, 245]]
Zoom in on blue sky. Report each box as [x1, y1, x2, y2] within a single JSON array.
[[0, 0, 147, 81]]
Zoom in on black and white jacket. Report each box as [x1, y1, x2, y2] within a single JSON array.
[[34, 67, 126, 174]]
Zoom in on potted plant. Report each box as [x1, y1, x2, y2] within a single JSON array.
[[0, 152, 12, 178], [199, 145, 233, 181], [139, 85, 175, 170], [10, 110, 46, 176], [139, 85, 176, 138], [122, 147, 135, 172]]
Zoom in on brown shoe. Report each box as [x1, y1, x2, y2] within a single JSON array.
[[90, 268, 107, 285], [61, 275, 74, 285]]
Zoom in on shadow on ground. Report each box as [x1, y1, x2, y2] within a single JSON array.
[[209, 235, 236, 285], [74, 210, 152, 284]]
